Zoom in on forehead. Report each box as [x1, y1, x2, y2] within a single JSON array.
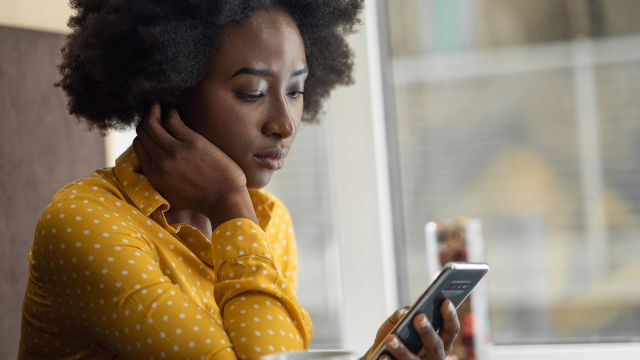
[[210, 8, 307, 76]]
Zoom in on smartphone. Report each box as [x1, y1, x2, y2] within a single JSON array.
[[367, 262, 489, 359]]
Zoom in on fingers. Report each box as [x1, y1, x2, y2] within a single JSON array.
[[140, 102, 180, 152], [393, 306, 411, 323], [135, 121, 161, 160], [148, 101, 162, 123], [439, 300, 461, 354], [412, 313, 446, 360], [374, 306, 412, 347], [381, 335, 420, 360], [132, 136, 151, 172], [162, 107, 199, 143]]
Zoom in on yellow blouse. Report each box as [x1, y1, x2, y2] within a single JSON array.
[[19, 147, 312, 360]]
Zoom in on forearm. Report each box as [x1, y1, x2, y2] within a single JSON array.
[[222, 293, 306, 358], [210, 218, 313, 349]]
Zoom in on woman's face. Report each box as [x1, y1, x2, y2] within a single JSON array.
[[178, 8, 307, 188]]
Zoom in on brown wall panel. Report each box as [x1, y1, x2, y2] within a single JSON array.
[[0, 26, 106, 359]]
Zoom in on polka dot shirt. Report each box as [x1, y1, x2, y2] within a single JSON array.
[[19, 147, 312, 359]]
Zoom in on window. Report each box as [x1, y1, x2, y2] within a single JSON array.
[[383, 0, 640, 345]]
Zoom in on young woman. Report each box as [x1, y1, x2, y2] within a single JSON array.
[[19, 1, 459, 359]]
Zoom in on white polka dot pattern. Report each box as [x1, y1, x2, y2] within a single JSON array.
[[18, 147, 312, 360]]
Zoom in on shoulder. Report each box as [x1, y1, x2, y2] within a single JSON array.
[[48, 168, 123, 206], [34, 171, 153, 262], [41, 165, 134, 222], [37, 172, 126, 235]]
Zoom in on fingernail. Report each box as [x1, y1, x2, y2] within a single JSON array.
[[419, 314, 429, 328], [448, 301, 456, 313], [400, 307, 409, 316], [386, 335, 399, 349]]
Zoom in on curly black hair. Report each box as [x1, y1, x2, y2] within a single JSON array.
[[57, 0, 364, 131]]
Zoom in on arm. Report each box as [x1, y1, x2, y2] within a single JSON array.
[[209, 205, 311, 356], [34, 198, 236, 359]]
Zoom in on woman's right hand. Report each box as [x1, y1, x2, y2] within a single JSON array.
[[363, 300, 460, 360], [133, 102, 256, 225]]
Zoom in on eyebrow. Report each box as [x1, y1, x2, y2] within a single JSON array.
[[231, 67, 308, 79]]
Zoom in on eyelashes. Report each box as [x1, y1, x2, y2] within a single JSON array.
[[235, 92, 264, 102], [235, 90, 304, 103], [288, 91, 304, 100]]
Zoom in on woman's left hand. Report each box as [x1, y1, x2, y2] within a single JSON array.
[[363, 300, 460, 360]]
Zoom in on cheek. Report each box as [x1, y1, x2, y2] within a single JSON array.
[[198, 101, 273, 183], [190, 92, 254, 146], [291, 96, 304, 123]]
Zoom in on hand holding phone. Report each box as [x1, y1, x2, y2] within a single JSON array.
[[366, 262, 489, 360]]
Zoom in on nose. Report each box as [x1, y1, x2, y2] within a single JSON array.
[[261, 95, 296, 139]]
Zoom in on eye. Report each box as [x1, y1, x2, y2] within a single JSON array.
[[236, 92, 264, 102], [288, 90, 304, 100]]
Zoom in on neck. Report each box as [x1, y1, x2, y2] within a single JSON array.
[[165, 208, 213, 240]]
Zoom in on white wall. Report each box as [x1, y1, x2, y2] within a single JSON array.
[[320, 0, 399, 355], [0, 0, 71, 33]]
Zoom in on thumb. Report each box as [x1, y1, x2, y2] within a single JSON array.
[[374, 306, 410, 344], [363, 307, 411, 360]]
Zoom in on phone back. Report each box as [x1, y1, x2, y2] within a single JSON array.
[[371, 263, 488, 359]]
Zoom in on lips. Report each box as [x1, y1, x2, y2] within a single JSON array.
[[252, 148, 288, 170]]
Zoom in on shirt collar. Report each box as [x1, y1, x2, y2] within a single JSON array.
[[113, 146, 169, 218], [248, 188, 276, 229], [113, 146, 276, 230]]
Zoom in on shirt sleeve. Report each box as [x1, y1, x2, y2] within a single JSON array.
[[211, 217, 313, 358], [31, 197, 247, 360], [270, 204, 300, 296]]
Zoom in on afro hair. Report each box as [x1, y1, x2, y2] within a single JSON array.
[[57, 0, 364, 132]]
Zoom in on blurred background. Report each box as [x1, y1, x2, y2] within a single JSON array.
[[1, 0, 639, 359], [386, 0, 640, 345]]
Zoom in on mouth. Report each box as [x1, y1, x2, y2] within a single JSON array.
[[252, 148, 288, 171]]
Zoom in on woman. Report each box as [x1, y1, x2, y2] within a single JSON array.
[[19, 1, 459, 359]]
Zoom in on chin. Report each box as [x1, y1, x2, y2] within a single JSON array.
[[246, 170, 274, 189]]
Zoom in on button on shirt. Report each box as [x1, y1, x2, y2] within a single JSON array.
[[19, 147, 312, 359]]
